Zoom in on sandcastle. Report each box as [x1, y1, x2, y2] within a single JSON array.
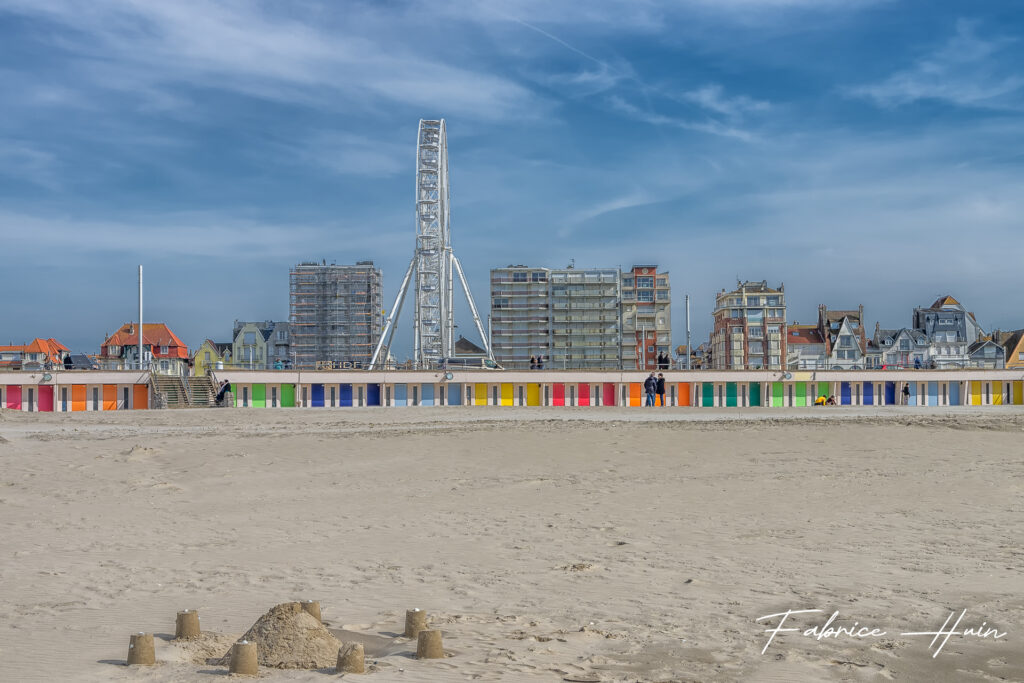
[[220, 601, 343, 669], [124, 603, 447, 672]]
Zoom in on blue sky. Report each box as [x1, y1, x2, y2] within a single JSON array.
[[2, 0, 1023, 354]]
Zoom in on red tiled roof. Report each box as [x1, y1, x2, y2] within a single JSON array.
[[787, 326, 824, 344], [102, 323, 189, 359]]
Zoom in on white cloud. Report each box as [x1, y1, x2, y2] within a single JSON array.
[[677, 84, 770, 118], [608, 95, 756, 141], [284, 132, 409, 178], [848, 20, 1024, 108], [0, 140, 61, 190], [0, 0, 543, 121]]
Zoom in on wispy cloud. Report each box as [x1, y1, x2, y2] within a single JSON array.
[[677, 84, 770, 118], [608, 95, 756, 141], [848, 20, 1024, 109], [0, 0, 543, 121], [282, 132, 409, 178], [0, 140, 61, 190]]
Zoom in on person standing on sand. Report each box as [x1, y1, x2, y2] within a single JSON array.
[[656, 373, 666, 406], [644, 372, 657, 407], [902, 383, 911, 405]]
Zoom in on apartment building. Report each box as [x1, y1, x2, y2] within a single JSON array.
[[490, 265, 622, 369], [289, 261, 383, 369], [620, 265, 672, 370], [710, 280, 787, 370]]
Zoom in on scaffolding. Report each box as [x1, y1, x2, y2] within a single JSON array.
[[289, 261, 383, 369]]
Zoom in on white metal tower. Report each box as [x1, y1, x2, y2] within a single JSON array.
[[369, 119, 492, 369]]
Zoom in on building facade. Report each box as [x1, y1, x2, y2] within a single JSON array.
[[710, 281, 787, 370], [0, 338, 69, 370], [193, 340, 233, 376], [786, 325, 826, 369], [99, 323, 189, 375], [620, 265, 671, 370], [232, 321, 290, 369], [818, 304, 867, 369], [490, 266, 552, 369], [490, 265, 622, 370], [910, 295, 984, 368], [994, 329, 1024, 369], [289, 261, 383, 369]]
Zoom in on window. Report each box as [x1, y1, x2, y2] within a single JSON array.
[[204, 351, 211, 361], [531, 271, 546, 282], [731, 297, 742, 306], [766, 296, 779, 306], [731, 326, 742, 334], [622, 277, 634, 288], [840, 335, 853, 348], [160, 360, 169, 371], [747, 309, 764, 322], [656, 277, 667, 287], [512, 271, 527, 282], [730, 309, 741, 318], [160, 345, 168, 354], [1019, 351, 1024, 361], [767, 326, 780, 335], [243, 332, 256, 345], [769, 356, 780, 367], [749, 342, 764, 354], [749, 327, 764, 338], [636, 276, 654, 288], [899, 339, 910, 351], [637, 290, 653, 302], [277, 330, 287, 340], [109, 345, 120, 355], [656, 290, 668, 300], [494, 298, 509, 309], [623, 291, 635, 300], [647, 346, 655, 353]]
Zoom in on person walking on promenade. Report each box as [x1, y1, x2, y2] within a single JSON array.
[[656, 373, 666, 406], [644, 372, 657, 407]]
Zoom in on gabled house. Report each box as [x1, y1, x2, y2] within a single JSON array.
[[817, 305, 867, 369], [913, 295, 984, 343], [99, 323, 189, 375], [232, 320, 290, 369], [786, 324, 826, 369], [911, 295, 984, 367], [873, 326, 929, 369], [193, 339, 233, 376], [0, 338, 69, 370], [994, 329, 1024, 369], [968, 339, 1005, 369]]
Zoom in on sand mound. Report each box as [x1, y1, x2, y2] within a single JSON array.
[[222, 602, 342, 669]]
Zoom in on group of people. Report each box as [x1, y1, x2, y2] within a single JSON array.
[[215, 379, 232, 407], [654, 351, 671, 370], [813, 394, 838, 406], [643, 372, 667, 406], [528, 355, 545, 369]]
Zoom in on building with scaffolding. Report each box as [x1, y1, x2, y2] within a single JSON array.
[[289, 261, 383, 369], [491, 265, 622, 369]]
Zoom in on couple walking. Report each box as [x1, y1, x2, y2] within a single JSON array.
[[644, 372, 666, 406]]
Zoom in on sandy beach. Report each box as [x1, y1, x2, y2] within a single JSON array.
[[0, 406, 1021, 682]]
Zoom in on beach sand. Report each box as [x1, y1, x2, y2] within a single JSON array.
[[0, 406, 1021, 682]]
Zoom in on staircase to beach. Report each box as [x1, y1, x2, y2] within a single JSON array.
[[151, 374, 191, 408], [187, 375, 217, 407]]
